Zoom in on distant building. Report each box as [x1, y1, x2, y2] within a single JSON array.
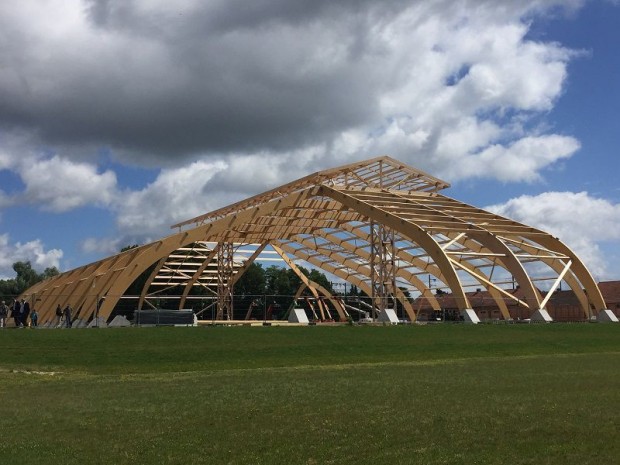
[[591, 281, 620, 318], [413, 281, 620, 322]]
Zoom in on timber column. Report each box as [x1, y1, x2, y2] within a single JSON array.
[[369, 221, 397, 319], [216, 242, 234, 320]]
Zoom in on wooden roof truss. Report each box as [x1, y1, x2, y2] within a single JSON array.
[[22, 156, 608, 324]]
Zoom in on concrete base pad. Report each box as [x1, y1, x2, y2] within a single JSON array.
[[531, 309, 553, 323], [108, 315, 132, 327], [378, 308, 399, 324], [71, 318, 87, 328], [461, 309, 480, 324], [288, 308, 309, 324], [87, 316, 108, 328], [597, 309, 619, 323]]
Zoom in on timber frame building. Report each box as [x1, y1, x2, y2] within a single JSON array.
[[21, 156, 612, 325]]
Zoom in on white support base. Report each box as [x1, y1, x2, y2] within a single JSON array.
[[597, 309, 619, 323], [531, 309, 553, 323], [461, 309, 480, 324], [378, 308, 399, 324], [87, 316, 108, 328], [71, 318, 87, 328], [108, 315, 131, 327], [288, 308, 309, 324]]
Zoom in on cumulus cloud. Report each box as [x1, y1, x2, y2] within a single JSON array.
[[114, 159, 228, 236], [0, 0, 612, 268], [487, 192, 620, 279], [1, 0, 391, 160], [81, 236, 124, 257], [439, 134, 580, 182], [0, 234, 63, 278], [0, 1, 583, 172], [18, 156, 117, 212]]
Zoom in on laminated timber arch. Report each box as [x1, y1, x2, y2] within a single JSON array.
[[21, 155, 609, 325]]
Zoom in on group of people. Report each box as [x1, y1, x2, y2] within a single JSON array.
[[0, 299, 73, 328], [54, 304, 73, 328], [0, 299, 37, 328]]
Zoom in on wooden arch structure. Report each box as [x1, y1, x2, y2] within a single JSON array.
[[22, 155, 609, 325]]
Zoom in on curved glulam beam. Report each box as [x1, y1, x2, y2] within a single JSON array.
[[276, 240, 416, 320], [278, 237, 400, 316], [361, 189, 542, 310], [456, 229, 543, 310], [273, 244, 327, 320], [440, 233, 522, 318], [98, 188, 319, 319], [533, 236, 606, 314], [336, 223, 450, 309], [499, 236, 589, 315], [20, 155, 607, 325], [318, 185, 472, 311], [138, 256, 169, 310], [27, 250, 138, 324], [280, 238, 415, 321], [271, 244, 346, 321], [274, 241, 376, 305], [290, 283, 347, 320], [290, 229, 441, 312]]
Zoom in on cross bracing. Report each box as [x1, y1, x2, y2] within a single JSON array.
[[21, 155, 610, 325]]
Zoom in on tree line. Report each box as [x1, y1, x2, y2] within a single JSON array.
[[0, 261, 60, 302], [0, 254, 373, 320]]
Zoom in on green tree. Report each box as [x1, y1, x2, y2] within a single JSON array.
[[263, 266, 297, 317], [307, 269, 334, 293], [13, 261, 40, 290], [235, 262, 266, 297], [233, 262, 266, 319], [347, 284, 361, 297], [0, 261, 60, 302], [41, 266, 61, 280]]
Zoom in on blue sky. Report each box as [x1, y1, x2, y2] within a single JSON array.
[[0, 0, 619, 280], [534, 1, 620, 197]]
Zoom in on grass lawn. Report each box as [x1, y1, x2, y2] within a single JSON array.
[[0, 324, 618, 464]]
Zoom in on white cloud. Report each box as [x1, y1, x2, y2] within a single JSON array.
[[80, 236, 124, 257], [0, 234, 63, 278], [487, 191, 620, 279], [19, 155, 117, 212], [0, 0, 614, 270], [0, 0, 583, 180], [114, 159, 228, 236], [440, 134, 580, 182]]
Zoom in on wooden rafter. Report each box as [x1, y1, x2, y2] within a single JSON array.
[[21, 155, 609, 324]]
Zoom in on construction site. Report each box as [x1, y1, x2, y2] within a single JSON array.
[[19, 156, 619, 327]]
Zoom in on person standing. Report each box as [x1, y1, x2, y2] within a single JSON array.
[[55, 304, 63, 327], [0, 300, 8, 328], [64, 305, 72, 328], [22, 299, 31, 327], [12, 299, 20, 327], [30, 308, 39, 328]]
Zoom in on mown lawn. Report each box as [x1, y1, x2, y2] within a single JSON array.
[[0, 324, 618, 464]]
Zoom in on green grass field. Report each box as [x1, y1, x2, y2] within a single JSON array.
[[0, 324, 618, 464]]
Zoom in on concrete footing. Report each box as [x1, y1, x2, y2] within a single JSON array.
[[288, 308, 309, 324], [108, 315, 132, 327], [531, 309, 553, 323], [71, 318, 87, 328], [460, 309, 480, 324], [597, 309, 619, 323], [87, 316, 108, 328], [378, 308, 399, 324]]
